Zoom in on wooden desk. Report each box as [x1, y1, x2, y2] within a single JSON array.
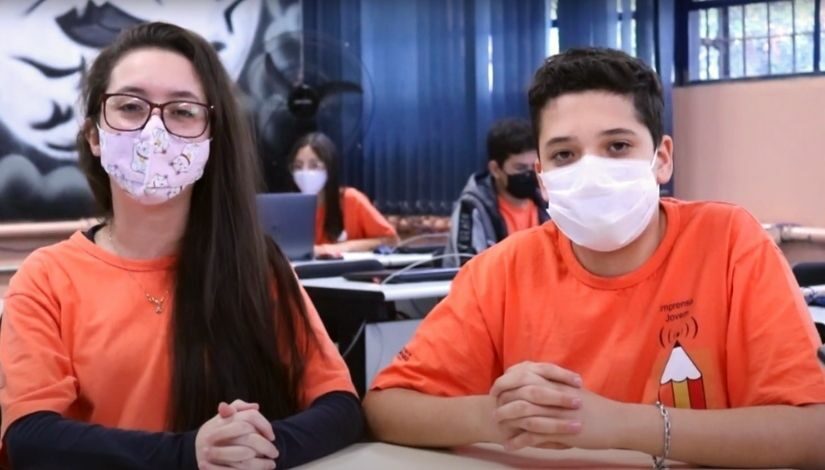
[[296, 442, 708, 469]]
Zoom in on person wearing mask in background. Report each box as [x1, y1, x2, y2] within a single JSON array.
[[288, 132, 399, 258], [444, 118, 549, 264], [0, 22, 362, 469], [364, 48, 825, 469]]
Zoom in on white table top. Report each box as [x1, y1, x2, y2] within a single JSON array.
[[296, 442, 699, 469], [292, 253, 433, 269], [0, 264, 18, 273], [810, 306, 825, 325], [300, 276, 451, 302], [342, 252, 434, 267]]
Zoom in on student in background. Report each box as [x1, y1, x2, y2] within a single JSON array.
[[0, 22, 362, 469], [288, 132, 399, 258], [364, 48, 825, 469], [445, 118, 549, 262]]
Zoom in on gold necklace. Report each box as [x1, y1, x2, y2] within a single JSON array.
[[106, 225, 170, 314]]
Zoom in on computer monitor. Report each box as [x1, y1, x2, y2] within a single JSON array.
[[256, 193, 316, 261]]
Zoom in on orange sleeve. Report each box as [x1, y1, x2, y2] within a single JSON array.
[[297, 286, 357, 407], [0, 253, 78, 441], [725, 220, 825, 406], [345, 188, 397, 240], [370, 262, 502, 396]]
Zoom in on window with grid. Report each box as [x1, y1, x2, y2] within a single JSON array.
[[686, 0, 824, 81], [546, 0, 638, 57], [547, 0, 559, 55]]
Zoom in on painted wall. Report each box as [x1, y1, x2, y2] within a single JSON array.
[[0, 0, 302, 221], [673, 76, 825, 264]]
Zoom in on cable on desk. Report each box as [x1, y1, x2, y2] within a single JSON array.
[[337, 253, 473, 367], [385, 233, 450, 255], [380, 253, 474, 285], [340, 319, 367, 360]]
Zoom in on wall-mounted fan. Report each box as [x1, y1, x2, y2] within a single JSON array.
[[242, 30, 373, 192]]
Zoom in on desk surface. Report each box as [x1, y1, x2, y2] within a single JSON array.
[[0, 263, 19, 274], [810, 306, 825, 325], [342, 252, 434, 267], [300, 276, 450, 302], [293, 253, 433, 269], [297, 442, 702, 469]]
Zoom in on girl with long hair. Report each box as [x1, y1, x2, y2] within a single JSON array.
[[288, 133, 399, 258], [0, 22, 362, 469]]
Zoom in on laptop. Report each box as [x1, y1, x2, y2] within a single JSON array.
[[256, 193, 316, 261], [343, 267, 459, 284]]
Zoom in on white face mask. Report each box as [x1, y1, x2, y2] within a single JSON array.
[[293, 169, 328, 195], [539, 153, 660, 252]]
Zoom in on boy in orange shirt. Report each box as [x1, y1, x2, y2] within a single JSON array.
[[364, 48, 825, 469], [445, 118, 550, 261]]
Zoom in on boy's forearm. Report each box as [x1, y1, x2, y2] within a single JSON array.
[[364, 389, 498, 447], [618, 403, 825, 469]]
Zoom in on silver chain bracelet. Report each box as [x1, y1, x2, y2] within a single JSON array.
[[652, 401, 671, 469]]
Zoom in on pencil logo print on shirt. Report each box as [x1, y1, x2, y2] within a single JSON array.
[[397, 347, 412, 361], [658, 300, 699, 348], [657, 298, 707, 409], [659, 341, 707, 409]]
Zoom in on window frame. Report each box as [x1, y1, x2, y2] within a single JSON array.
[[546, 3, 639, 58], [675, 0, 823, 85]]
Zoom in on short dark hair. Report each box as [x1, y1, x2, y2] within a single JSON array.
[[486, 118, 535, 166], [528, 47, 664, 147]]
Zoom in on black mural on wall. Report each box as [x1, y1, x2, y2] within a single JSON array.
[[0, 0, 310, 221]]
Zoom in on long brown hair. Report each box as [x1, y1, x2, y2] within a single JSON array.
[[77, 22, 313, 431], [287, 132, 344, 243]]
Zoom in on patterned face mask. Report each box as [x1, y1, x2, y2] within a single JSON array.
[[97, 115, 211, 205]]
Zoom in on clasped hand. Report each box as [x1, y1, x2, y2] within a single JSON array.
[[195, 400, 279, 470], [488, 361, 624, 452]]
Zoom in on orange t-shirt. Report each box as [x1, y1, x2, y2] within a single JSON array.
[[315, 187, 397, 245], [373, 199, 825, 409], [497, 195, 539, 235], [0, 232, 355, 442]]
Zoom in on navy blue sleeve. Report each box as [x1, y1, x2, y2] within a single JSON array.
[[273, 391, 364, 469], [5, 412, 197, 470], [5, 391, 363, 469]]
